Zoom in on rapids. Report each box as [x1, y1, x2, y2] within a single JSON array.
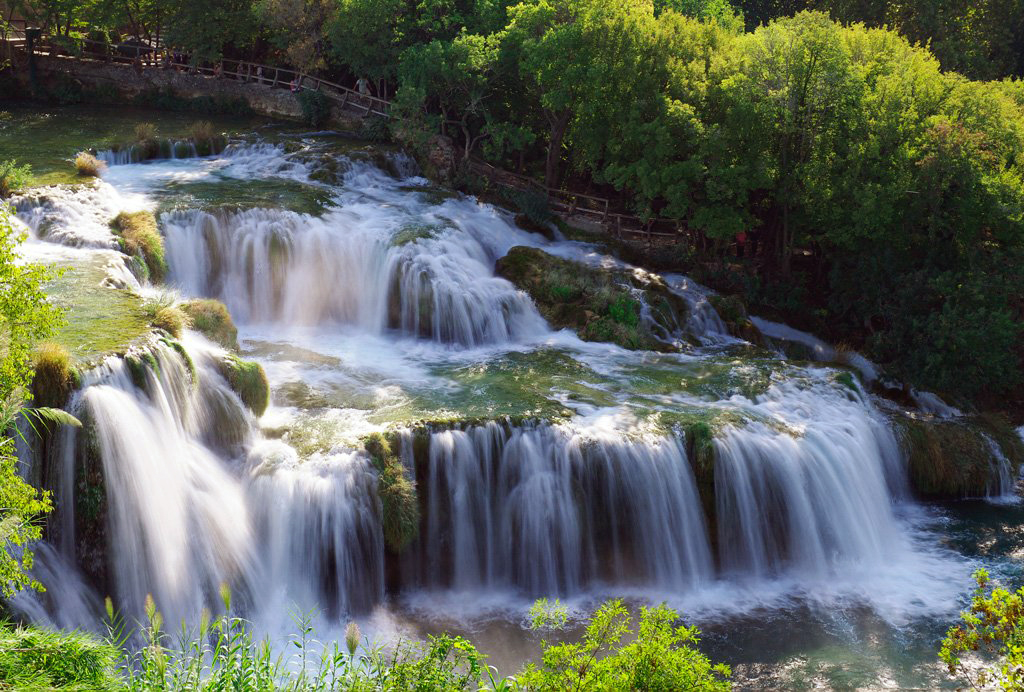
[[7, 112, 1021, 687]]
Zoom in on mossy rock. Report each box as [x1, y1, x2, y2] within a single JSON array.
[[181, 299, 238, 350], [899, 417, 999, 499], [495, 246, 689, 352], [708, 294, 763, 344], [364, 431, 420, 553], [218, 355, 269, 417], [31, 342, 81, 409], [111, 211, 167, 283]]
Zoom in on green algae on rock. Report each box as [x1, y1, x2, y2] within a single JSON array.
[[495, 246, 689, 351]]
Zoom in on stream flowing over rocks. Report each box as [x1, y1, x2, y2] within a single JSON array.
[[11, 123, 1024, 687]]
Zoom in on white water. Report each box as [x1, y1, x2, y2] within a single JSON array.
[[12, 135, 1007, 655]]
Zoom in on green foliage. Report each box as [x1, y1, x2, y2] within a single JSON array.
[[941, 568, 1024, 690], [519, 599, 731, 691], [364, 431, 420, 552], [298, 90, 331, 128], [0, 621, 120, 690], [0, 159, 31, 197], [0, 204, 63, 598], [112, 211, 167, 283], [181, 299, 239, 350]]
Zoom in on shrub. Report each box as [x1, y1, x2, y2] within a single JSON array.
[[186, 120, 215, 141], [111, 211, 167, 282], [298, 89, 331, 127], [151, 306, 189, 338], [180, 299, 238, 349], [941, 569, 1024, 690], [219, 355, 269, 416], [0, 159, 31, 197], [31, 342, 79, 409], [74, 152, 105, 178], [364, 432, 420, 552], [133, 122, 157, 143]]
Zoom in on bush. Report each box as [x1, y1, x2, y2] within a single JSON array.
[[180, 299, 238, 349], [218, 354, 270, 416], [31, 342, 79, 409], [111, 211, 167, 282], [74, 152, 105, 178], [133, 122, 158, 143], [298, 89, 331, 127], [0, 159, 31, 197], [186, 120, 215, 141], [941, 569, 1024, 690]]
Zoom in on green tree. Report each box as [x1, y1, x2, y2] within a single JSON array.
[[0, 203, 63, 597]]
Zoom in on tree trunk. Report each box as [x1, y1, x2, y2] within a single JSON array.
[[545, 111, 570, 189]]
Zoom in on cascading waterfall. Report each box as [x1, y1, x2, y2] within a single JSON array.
[[13, 131, 1014, 665], [95, 139, 202, 166], [404, 422, 712, 596], [161, 207, 548, 345]]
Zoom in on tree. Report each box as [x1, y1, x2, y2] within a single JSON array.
[[0, 203, 63, 598], [396, 33, 500, 160]]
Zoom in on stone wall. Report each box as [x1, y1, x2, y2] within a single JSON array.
[[12, 53, 362, 128]]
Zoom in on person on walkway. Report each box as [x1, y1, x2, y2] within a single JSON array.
[[356, 76, 370, 96], [290, 77, 300, 93], [256, 66, 263, 84]]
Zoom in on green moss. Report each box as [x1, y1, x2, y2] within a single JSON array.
[[112, 211, 167, 283], [364, 431, 420, 553], [390, 223, 443, 247], [835, 371, 859, 393], [899, 417, 993, 498], [495, 246, 688, 352], [708, 294, 763, 344], [181, 299, 238, 350], [219, 355, 270, 416], [31, 342, 80, 409], [161, 337, 197, 385], [43, 256, 151, 365], [125, 351, 160, 392]]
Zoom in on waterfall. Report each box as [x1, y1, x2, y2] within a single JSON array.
[[95, 139, 215, 166], [405, 422, 712, 596], [984, 435, 1018, 503], [713, 379, 908, 579], [161, 207, 548, 345]]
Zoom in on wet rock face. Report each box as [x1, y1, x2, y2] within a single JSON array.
[[495, 245, 690, 351], [426, 134, 457, 182]]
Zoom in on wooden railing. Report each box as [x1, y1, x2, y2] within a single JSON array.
[[14, 32, 691, 242]]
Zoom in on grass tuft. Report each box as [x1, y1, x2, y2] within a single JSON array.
[[0, 621, 120, 690], [180, 299, 238, 350], [151, 306, 189, 338], [112, 211, 167, 283], [133, 122, 157, 143], [31, 341, 80, 408], [364, 431, 420, 552], [74, 152, 106, 178]]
